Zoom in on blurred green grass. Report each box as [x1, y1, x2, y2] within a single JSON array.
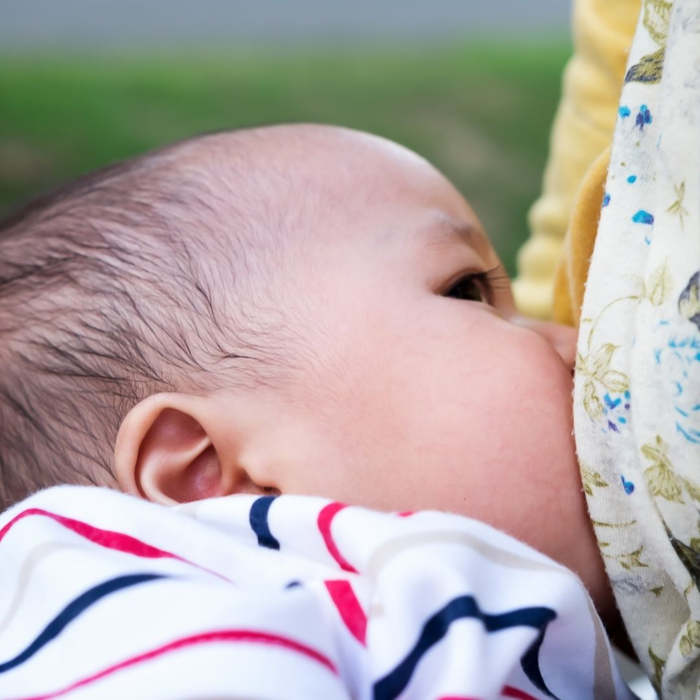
[[0, 40, 570, 273]]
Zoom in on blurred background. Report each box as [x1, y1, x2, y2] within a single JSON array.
[[0, 0, 572, 274]]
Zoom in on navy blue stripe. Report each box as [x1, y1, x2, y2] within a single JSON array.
[[372, 594, 557, 700], [0, 572, 166, 674], [522, 626, 556, 697], [249, 496, 280, 549]]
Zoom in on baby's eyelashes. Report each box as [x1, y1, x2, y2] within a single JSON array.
[[443, 273, 492, 303], [442, 265, 510, 307]]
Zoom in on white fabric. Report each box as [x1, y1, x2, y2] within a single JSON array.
[[0, 486, 632, 699], [574, 0, 700, 696]]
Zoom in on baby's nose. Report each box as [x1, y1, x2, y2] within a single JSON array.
[[511, 315, 578, 371]]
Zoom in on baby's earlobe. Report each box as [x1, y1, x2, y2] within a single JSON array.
[[136, 408, 222, 504], [114, 391, 283, 504], [114, 393, 227, 504]]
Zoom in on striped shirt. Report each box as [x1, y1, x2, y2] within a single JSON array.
[[0, 486, 633, 699]]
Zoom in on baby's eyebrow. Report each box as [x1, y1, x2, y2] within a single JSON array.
[[447, 222, 480, 246], [427, 218, 491, 255]]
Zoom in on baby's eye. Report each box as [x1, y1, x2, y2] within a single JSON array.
[[443, 272, 492, 303]]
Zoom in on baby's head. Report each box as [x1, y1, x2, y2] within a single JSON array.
[[0, 125, 611, 617]]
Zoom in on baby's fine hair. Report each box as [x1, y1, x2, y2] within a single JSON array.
[[0, 130, 297, 510]]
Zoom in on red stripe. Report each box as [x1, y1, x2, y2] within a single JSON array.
[[0, 508, 180, 557], [11, 628, 338, 700], [436, 687, 537, 700], [0, 508, 228, 581], [324, 579, 367, 645], [502, 686, 539, 700], [317, 502, 357, 573]]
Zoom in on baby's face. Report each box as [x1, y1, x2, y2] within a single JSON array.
[[226, 127, 605, 607]]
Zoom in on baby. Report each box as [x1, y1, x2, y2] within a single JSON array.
[[0, 125, 631, 698]]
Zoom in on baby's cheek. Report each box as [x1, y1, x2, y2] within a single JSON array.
[[469, 331, 575, 494]]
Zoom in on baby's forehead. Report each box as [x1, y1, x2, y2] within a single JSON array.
[[179, 126, 486, 281], [190, 126, 451, 210]]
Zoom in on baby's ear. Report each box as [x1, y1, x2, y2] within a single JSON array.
[[114, 393, 237, 504]]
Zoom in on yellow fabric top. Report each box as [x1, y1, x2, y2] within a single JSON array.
[[552, 147, 610, 326], [512, 0, 640, 321]]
